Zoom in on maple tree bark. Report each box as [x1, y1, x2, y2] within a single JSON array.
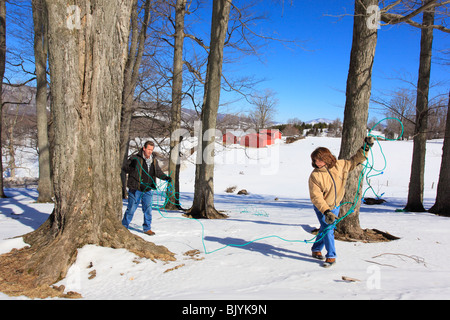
[[337, 0, 378, 238], [188, 0, 232, 219], [0, 1, 174, 297]]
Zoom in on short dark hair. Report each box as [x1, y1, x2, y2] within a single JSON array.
[[144, 141, 155, 148]]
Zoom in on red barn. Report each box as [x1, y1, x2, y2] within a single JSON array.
[[264, 135, 274, 145], [223, 132, 239, 144], [260, 129, 282, 140], [240, 133, 267, 148]]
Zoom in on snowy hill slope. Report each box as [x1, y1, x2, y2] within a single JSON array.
[[1, 136, 449, 301]]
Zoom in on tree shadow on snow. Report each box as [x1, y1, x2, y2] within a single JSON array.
[[0, 189, 50, 234], [204, 235, 321, 265], [213, 193, 312, 211], [225, 217, 304, 228]]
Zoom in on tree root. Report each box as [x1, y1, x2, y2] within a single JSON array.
[[335, 228, 400, 243], [0, 223, 175, 299]]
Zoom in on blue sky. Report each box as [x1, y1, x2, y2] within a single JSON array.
[[221, 0, 450, 124], [5, 0, 449, 125]]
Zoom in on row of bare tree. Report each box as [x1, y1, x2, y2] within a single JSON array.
[[0, 0, 274, 296], [338, 0, 450, 239]]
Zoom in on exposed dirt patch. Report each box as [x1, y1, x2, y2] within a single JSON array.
[[0, 247, 82, 299], [312, 228, 400, 243], [184, 249, 204, 261]]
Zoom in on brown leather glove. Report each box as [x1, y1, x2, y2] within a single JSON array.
[[323, 210, 336, 224], [362, 136, 375, 151]]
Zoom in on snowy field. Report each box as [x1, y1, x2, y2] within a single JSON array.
[[1, 136, 449, 301]]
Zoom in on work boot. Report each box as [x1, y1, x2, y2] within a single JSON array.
[[312, 251, 325, 260], [322, 258, 336, 268], [144, 230, 155, 236]]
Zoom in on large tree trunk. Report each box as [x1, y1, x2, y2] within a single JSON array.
[[0, 0, 6, 198], [404, 3, 434, 212], [166, 0, 186, 210], [429, 90, 450, 216], [337, 0, 378, 238], [120, 0, 152, 200], [32, 0, 53, 203], [187, 0, 232, 219], [0, 0, 174, 298]]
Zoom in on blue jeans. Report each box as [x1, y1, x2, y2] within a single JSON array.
[[122, 189, 153, 232], [311, 206, 338, 259]]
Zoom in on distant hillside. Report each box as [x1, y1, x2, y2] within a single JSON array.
[[305, 118, 334, 125], [3, 84, 329, 132]]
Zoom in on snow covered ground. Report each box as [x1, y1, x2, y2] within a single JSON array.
[[1, 136, 449, 301]]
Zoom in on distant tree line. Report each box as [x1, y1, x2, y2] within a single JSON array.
[[271, 118, 343, 137]]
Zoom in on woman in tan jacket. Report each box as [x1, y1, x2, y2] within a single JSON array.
[[308, 137, 374, 267]]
